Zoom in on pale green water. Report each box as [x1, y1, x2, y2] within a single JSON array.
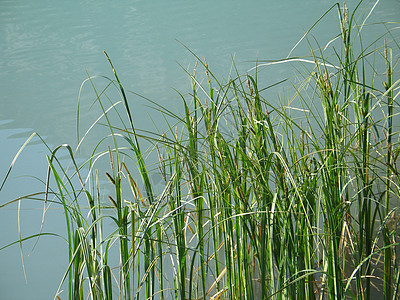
[[0, 0, 399, 298]]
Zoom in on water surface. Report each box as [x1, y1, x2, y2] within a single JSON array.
[[0, 0, 398, 298]]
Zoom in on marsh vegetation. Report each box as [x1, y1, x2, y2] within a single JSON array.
[[1, 1, 400, 299]]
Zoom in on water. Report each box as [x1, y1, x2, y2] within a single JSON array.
[[0, 0, 399, 298]]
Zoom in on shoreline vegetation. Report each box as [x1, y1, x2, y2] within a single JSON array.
[[1, 1, 399, 299]]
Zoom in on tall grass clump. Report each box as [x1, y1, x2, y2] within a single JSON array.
[[1, 1, 399, 299]]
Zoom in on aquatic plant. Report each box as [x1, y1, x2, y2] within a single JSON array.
[[1, 1, 399, 299]]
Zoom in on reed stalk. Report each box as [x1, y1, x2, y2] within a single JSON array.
[[1, 1, 398, 299]]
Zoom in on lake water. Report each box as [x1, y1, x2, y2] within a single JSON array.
[[0, 0, 399, 298]]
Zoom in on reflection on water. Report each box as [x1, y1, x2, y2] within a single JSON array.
[[0, 0, 347, 146]]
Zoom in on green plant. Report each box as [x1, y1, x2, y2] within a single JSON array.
[[1, 1, 399, 299]]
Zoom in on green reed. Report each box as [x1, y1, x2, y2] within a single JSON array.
[[1, 1, 399, 299]]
